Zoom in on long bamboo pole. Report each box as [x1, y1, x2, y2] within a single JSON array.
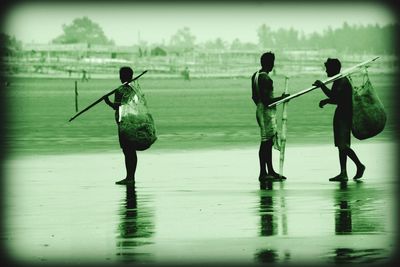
[[279, 76, 289, 178], [268, 56, 379, 108], [68, 70, 147, 122]]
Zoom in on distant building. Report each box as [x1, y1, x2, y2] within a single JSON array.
[[21, 43, 139, 61], [151, 46, 167, 56]]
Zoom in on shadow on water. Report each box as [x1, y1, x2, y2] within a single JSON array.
[[332, 248, 389, 264], [330, 181, 391, 265], [254, 180, 393, 265], [334, 181, 386, 235], [115, 184, 155, 263], [335, 182, 352, 234], [259, 181, 277, 236], [255, 181, 291, 263]]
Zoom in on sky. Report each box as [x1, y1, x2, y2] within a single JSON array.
[[3, 1, 398, 46]]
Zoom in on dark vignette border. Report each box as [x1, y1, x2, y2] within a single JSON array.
[[0, 1, 398, 267]]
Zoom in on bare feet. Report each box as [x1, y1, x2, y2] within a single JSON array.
[[329, 173, 348, 182], [115, 178, 135, 185], [353, 164, 366, 180], [259, 173, 286, 182], [269, 172, 287, 180]]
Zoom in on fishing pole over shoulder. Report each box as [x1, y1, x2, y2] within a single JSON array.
[[268, 57, 379, 108], [68, 70, 148, 122]]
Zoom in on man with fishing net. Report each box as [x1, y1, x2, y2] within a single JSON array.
[[252, 52, 289, 182], [313, 58, 366, 182], [104, 66, 157, 185]]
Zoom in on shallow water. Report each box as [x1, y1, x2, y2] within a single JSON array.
[[2, 143, 397, 265], [4, 74, 396, 155]]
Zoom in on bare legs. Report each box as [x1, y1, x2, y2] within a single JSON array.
[[124, 147, 137, 180], [116, 148, 137, 185], [259, 139, 285, 181], [330, 146, 365, 181], [258, 140, 269, 179]]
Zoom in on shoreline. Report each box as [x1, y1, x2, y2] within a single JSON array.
[[4, 139, 397, 159], [5, 68, 396, 80]]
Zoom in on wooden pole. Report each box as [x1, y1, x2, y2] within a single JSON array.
[[279, 76, 289, 178], [268, 56, 379, 108], [74, 80, 78, 112]]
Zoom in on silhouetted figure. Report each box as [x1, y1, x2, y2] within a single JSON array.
[[251, 52, 289, 182], [313, 58, 365, 182], [81, 69, 89, 82], [104, 66, 139, 185], [181, 66, 190, 81]]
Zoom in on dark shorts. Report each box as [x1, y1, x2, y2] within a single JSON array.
[[333, 110, 351, 148], [118, 126, 136, 150]]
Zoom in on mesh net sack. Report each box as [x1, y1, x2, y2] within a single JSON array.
[[118, 84, 157, 151], [351, 75, 386, 140]]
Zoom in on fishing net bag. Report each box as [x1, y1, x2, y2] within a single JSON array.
[[351, 74, 386, 140], [118, 84, 157, 151]]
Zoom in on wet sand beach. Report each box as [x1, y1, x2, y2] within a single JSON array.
[[2, 69, 397, 267], [2, 141, 397, 266]]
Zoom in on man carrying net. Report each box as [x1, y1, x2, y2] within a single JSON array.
[[104, 66, 156, 185]]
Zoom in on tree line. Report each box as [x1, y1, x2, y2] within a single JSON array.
[[257, 22, 398, 54], [2, 17, 398, 55]]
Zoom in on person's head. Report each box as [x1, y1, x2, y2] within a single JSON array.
[[260, 52, 275, 72], [324, 58, 341, 77], [119, 66, 133, 83]]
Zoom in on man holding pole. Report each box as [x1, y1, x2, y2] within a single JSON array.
[[313, 58, 366, 182], [252, 52, 289, 182], [104, 66, 140, 185]]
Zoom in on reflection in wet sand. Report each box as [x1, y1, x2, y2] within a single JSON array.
[[116, 185, 155, 263], [334, 181, 385, 235], [3, 143, 396, 265], [330, 181, 392, 264], [259, 181, 278, 236], [254, 179, 393, 265], [256, 181, 291, 263], [335, 182, 352, 234], [332, 248, 389, 264]]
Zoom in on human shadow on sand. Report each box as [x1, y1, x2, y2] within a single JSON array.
[[330, 181, 391, 264], [255, 181, 290, 263], [115, 184, 155, 263]]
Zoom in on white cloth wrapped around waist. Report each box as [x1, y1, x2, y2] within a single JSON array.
[[256, 103, 277, 140]]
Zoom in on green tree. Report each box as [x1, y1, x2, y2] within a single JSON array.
[[257, 24, 273, 49], [52, 16, 114, 45], [0, 33, 22, 56], [272, 27, 299, 49], [230, 38, 258, 50], [230, 38, 243, 50], [203, 37, 226, 50], [169, 27, 196, 53]]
